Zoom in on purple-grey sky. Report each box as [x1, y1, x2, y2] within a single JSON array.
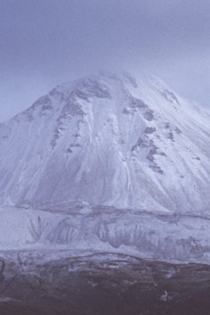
[[1, 0, 210, 122]]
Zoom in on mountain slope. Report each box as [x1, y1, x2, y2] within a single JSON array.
[[0, 71, 210, 215]]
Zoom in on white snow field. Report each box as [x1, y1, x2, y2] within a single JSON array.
[[0, 71, 210, 263]]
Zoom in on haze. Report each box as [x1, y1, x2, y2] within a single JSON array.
[[1, 0, 210, 122]]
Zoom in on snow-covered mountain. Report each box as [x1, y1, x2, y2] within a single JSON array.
[[0, 71, 210, 212], [0, 71, 210, 262]]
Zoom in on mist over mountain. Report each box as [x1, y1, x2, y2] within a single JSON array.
[[0, 71, 210, 263]]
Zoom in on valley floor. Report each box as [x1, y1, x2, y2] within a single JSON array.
[[0, 252, 210, 314]]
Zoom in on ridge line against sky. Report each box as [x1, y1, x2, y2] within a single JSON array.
[[1, 0, 210, 122]]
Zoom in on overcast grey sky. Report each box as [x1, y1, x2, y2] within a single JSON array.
[[1, 0, 210, 122]]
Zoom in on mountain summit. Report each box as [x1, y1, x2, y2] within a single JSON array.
[[0, 71, 210, 262], [0, 71, 210, 214]]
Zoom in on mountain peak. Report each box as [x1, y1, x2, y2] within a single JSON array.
[[0, 72, 209, 216]]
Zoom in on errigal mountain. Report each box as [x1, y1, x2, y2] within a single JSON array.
[[0, 71, 210, 263]]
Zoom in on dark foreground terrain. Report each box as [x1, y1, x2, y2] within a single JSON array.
[[0, 252, 210, 315]]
